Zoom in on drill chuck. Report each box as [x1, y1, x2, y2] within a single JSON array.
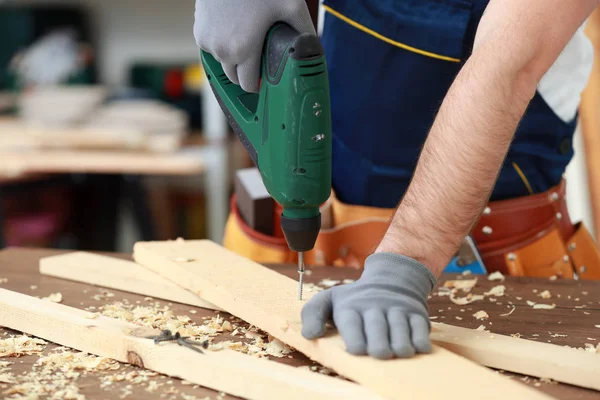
[[280, 214, 321, 252]]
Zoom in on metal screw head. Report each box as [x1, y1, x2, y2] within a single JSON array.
[[312, 134, 326, 142], [482, 226, 493, 235], [569, 243, 577, 251], [550, 192, 559, 201], [556, 212, 562, 220], [507, 253, 517, 261], [563, 255, 570, 263], [483, 207, 491, 215], [580, 265, 587, 274]]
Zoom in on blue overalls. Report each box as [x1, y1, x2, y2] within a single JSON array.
[[322, 0, 577, 208]]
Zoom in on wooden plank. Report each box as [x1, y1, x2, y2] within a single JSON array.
[[0, 151, 203, 177], [581, 8, 600, 236], [133, 239, 552, 400], [0, 118, 183, 152], [0, 287, 383, 400], [39, 252, 221, 311], [431, 322, 600, 391], [41, 252, 600, 391]]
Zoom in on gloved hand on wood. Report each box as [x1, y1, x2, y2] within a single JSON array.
[[301, 252, 436, 359]]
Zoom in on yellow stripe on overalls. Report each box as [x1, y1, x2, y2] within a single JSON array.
[[512, 162, 534, 195], [322, 5, 461, 63]]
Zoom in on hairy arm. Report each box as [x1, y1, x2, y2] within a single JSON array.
[[376, 0, 599, 275]]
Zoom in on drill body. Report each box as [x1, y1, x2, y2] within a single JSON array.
[[201, 24, 332, 254]]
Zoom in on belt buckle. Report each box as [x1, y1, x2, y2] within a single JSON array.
[[444, 236, 487, 275]]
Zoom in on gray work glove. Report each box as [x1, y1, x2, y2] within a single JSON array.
[[194, 0, 315, 93], [301, 253, 436, 359]]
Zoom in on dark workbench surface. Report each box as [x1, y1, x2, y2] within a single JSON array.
[[0, 247, 599, 400]]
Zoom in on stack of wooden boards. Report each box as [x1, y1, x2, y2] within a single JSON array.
[[1, 239, 599, 399]]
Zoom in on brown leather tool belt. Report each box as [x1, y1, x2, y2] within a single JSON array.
[[471, 180, 600, 279]]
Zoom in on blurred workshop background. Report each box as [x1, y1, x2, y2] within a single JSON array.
[[0, 0, 597, 253]]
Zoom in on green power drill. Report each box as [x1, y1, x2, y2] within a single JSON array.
[[201, 23, 332, 300]]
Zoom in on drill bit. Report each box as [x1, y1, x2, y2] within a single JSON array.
[[298, 251, 305, 300]]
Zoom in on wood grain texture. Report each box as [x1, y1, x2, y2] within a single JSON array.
[[0, 151, 203, 177], [133, 239, 551, 400], [581, 8, 600, 236], [39, 252, 221, 311], [431, 322, 600, 391], [40, 252, 600, 391], [0, 287, 381, 400]]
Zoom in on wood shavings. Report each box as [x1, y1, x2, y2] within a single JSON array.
[[535, 303, 556, 309], [500, 306, 516, 317], [510, 333, 522, 338], [473, 310, 489, 320], [0, 278, 7, 284], [585, 343, 600, 353], [455, 316, 463, 321], [304, 283, 323, 293], [43, 292, 63, 303], [0, 335, 46, 357], [37, 349, 120, 372], [476, 325, 489, 332], [462, 270, 472, 276], [342, 279, 355, 284], [595, 325, 600, 328], [549, 333, 568, 338], [549, 275, 557, 281], [484, 285, 505, 297], [318, 278, 340, 288], [487, 271, 505, 281], [91, 289, 116, 301], [538, 290, 552, 299], [29, 285, 37, 290], [444, 278, 477, 291], [449, 292, 484, 305]]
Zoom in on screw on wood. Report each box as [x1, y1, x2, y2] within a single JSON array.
[[146, 329, 209, 354]]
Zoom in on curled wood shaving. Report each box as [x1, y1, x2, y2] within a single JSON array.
[[484, 285, 505, 297], [473, 310, 489, 320], [476, 325, 489, 332], [487, 271, 505, 282], [510, 333, 522, 338], [449, 292, 484, 305], [43, 292, 63, 303], [500, 306, 516, 317]]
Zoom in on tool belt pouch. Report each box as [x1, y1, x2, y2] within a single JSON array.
[[306, 219, 389, 268], [482, 222, 600, 279], [566, 222, 600, 280], [223, 196, 295, 264]]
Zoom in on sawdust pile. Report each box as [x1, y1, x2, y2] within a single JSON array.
[[1, 346, 116, 400], [0, 335, 46, 357], [98, 300, 293, 359]]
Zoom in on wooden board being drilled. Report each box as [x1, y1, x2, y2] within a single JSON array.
[[133, 239, 552, 400], [0, 288, 382, 400]]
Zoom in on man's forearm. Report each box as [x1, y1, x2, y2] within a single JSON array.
[[376, 47, 538, 276]]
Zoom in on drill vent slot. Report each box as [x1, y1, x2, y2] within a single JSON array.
[[300, 71, 324, 77], [299, 62, 324, 68]]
